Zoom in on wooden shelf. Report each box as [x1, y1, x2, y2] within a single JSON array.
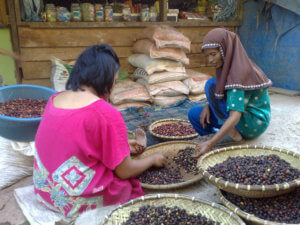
[[18, 20, 240, 29]]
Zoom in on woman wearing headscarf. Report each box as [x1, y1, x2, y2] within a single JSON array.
[[188, 28, 272, 158]]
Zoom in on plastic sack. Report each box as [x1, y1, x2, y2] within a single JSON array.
[[133, 39, 189, 65], [50, 57, 74, 92], [20, 0, 42, 22], [183, 69, 212, 95], [128, 54, 185, 75], [133, 68, 188, 85], [110, 80, 152, 105], [135, 25, 191, 51], [153, 95, 186, 106], [0, 136, 35, 191], [147, 81, 189, 97]]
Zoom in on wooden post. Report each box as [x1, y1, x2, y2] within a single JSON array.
[[0, 0, 9, 26], [7, 0, 21, 83], [160, 0, 168, 22]]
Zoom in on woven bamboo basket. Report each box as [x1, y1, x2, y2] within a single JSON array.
[[134, 141, 203, 190], [198, 145, 300, 198], [102, 193, 246, 225], [149, 118, 198, 140], [218, 189, 299, 225]]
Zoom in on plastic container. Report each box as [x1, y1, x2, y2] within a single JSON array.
[[140, 5, 149, 22], [149, 6, 157, 22], [113, 13, 123, 22], [0, 85, 57, 142], [95, 4, 104, 22], [81, 3, 95, 22], [131, 13, 140, 22], [122, 5, 131, 22], [45, 4, 56, 22], [71, 3, 82, 22], [105, 5, 113, 22]]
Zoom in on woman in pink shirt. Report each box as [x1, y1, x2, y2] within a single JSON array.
[[33, 44, 166, 218]]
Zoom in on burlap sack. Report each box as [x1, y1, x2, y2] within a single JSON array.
[[148, 81, 189, 97], [135, 25, 191, 51], [133, 68, 188, 85], [183, 69, 212, 95], [110, 80, 152, 105], [153, 95, 186, 106], [128, 54, 185, 75], [133, 39, 189, 65], [114, 102, 152, 111], [188, 94, 207, 102]]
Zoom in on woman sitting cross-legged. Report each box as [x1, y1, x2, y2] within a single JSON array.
[[188, 28, 272, 158], [33, 44, 166, 218]]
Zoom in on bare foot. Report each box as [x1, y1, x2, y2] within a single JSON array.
[[228, 127, 243, 142], [135, 128, 147, 148]]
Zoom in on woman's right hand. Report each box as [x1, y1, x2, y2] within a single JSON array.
[[151, 154, 167, 167], [200, 104, 211, 128]]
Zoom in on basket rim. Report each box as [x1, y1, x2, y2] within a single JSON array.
[[136, 141, 203, 190], [218, 189, 299, 225], [198, 145, 300, 192], [103, 193, 246, 225], [149, 118, 199, 140]]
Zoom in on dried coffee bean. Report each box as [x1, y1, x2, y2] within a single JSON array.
[[153, 122, 196, 137], [207, 155, 300, 185], [0, 98, 47, 118], [122, 205, 220, 225], [222, 189, 300, 223], [173, 147, 199, 175], [137, 166, 183, 185]]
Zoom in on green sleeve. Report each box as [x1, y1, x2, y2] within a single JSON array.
[[226, 89, 245, 112]]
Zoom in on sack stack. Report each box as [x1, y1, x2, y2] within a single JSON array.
[[129, 25, 192, 106]]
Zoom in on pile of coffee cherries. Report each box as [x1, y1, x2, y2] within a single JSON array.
[[174, 147, 199, 175], [122, 205, 220, 225], [207, 155, 300, 185], [137, 166, 183, 185], [138, 147, 199, 185], [222, 189, 300, 223], [152, 122, 196, 137], [0, 98, 47, 118]]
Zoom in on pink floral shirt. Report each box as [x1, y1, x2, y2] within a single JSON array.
[[33, 93, 144, 217]]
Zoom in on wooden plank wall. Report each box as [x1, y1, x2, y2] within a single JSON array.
[[18, 26, 235, 87]]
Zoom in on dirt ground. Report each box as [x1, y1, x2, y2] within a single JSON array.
[[0, 93, 299, 225]]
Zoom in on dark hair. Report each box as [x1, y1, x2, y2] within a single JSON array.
[[66, 44, 120, 96]]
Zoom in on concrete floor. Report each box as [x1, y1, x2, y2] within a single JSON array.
[[0, 93, 299, 225]]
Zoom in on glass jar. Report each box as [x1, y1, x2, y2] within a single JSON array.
[[45, 4, 56, 22], [149, 6, 157, 22], [104, 5, 113, 22], [81, 3, 95, 22], [140, 5, 149, 22], [71, 3, 81, 22], [122, 5, 131, 22], [95, 4, 104, 22]]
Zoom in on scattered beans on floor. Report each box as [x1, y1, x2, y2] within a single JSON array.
[[207, 155, 300, 185], [122, 205, 220, 225]]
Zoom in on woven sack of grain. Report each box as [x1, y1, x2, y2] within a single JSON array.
[[128, 54, 185, 75], [135, 25, 191, 51], [132, 39, 189, 65], [110, 80, 152, 105]]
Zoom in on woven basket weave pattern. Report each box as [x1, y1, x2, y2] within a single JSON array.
[[103, 194, 246, 225], [198, 145, 300, 198]]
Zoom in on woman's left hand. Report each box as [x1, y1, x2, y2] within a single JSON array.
[[192, 141, 214, 159], [128, 139, 145, 155]]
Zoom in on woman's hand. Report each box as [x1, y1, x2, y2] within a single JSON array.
[[200, 104, 210, 128], [192, 141, 213, 159], [128, 139, 145, 155], [150, 153, 167, 167]]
